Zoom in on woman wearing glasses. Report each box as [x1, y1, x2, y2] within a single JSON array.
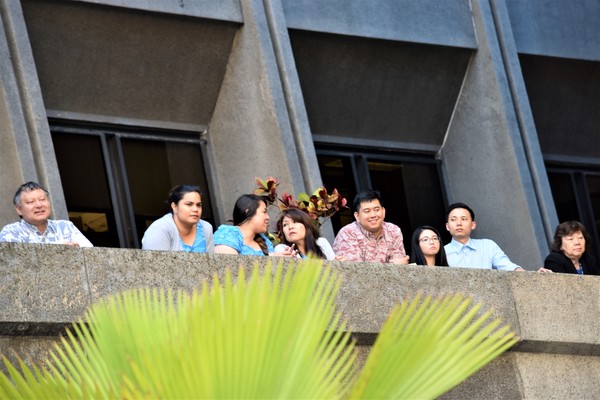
[[410, 225, 448, 267]]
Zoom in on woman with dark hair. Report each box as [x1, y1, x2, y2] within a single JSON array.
[[142, 184, 213, 252], [214, 194, 295, 256], [410, 225, 448, 267], [544, 221, 599, 275], [273, 208, 336, 260]]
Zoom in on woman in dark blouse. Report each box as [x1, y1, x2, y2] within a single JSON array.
[[544, 221, 599, 275]]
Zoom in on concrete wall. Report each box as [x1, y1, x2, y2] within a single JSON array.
[[0, 243, 598, 398]]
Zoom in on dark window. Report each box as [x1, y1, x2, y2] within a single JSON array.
[[51, 123, 213, 248], [316, 147, 448, 257], [546, 165, 600, 262]]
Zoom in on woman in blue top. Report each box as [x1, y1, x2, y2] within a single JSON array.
[[214, 194, 295, 257], [141, 185, 214, 252]]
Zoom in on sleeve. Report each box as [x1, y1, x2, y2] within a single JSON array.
[[0, 225, 18, 242], [214, 225, 243, 252], [273, 243, 287, 253], [68, 223, 93, 247], [142, 216, 176, 251], [332, 225, 363, 262], [544, 253, 568, 273], [388, 225, 407, 259], [317, 237, 336, 260], [490, 241, 520, 271], [201, 220, 214, 253]]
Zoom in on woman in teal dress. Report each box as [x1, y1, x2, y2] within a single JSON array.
[[215, 194, 294, 256]]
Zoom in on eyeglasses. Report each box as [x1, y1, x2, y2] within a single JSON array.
[[419, 236, 440, 243]]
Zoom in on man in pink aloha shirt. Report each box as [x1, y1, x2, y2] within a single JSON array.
[[333, 190, 409, 264]]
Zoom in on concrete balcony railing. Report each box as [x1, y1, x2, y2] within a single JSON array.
[[0, 242, 598, 399]]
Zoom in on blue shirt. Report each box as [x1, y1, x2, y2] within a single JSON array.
[[444, 238, 520, 271], [213, 225, 274, 256], [180, 222, 207, 253], [0, 219, 93, 247]]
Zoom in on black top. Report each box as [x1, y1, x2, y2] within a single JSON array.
[[544, 251, 600, 275]]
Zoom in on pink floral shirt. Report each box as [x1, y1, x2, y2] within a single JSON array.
[[332, 221, 406, 263]]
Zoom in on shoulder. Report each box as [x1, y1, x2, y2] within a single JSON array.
[[316, 237, 336, 260], [382, 222, 402, 235], [214, 225, 242, 242], [383, 221, 401, 231], [0, 221, 21, 232], [470, 238, 499, 249], [51, 219, 79, 231], [336, 222, 360, 237], [145, 214, 175, 231], [199, 219, 214, 234], [215, 224, 240, 235], [0, 222, 24, 240], [545, 251, 567, 263]]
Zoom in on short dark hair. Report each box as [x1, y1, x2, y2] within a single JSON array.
[[13, 181, 49, 207], [551, 221, 591, 253], [446, 202, 475, 221], [167, 184, 202, 209], [353, 190, 383, 212]]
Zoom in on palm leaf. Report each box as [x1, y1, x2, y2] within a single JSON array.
[[0, 260, 353, 398], [0, 261, 517, 399], [349, 293, 519, 399]]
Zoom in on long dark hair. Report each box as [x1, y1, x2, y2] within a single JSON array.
[[276, 208, 325, 259], [410, 225, 448, 266], [232, 194, 269, 255]]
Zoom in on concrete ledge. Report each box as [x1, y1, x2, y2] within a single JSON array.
[[1, 243, 599, 398]]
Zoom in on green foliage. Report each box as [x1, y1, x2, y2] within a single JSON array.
[[0, 260, 518, 399]]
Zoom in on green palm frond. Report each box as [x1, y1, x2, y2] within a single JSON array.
[[0, 260, 518, 399], [349, 293, 519, 399], [0, 261, 354, 398]]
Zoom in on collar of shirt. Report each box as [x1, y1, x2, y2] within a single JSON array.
[[448, 237, 477, 252], [20, 218, 55, 236], [356, 221, 386, 240]]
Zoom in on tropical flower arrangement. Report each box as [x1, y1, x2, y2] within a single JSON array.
[[253, 176, 348, 228]]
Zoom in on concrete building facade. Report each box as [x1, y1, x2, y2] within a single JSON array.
[[2, 0, 600, 267]]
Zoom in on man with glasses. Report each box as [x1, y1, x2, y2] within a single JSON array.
[[333, 190, 409, 264], [0, 181, 93, 247], [444, 202, 550, 272]]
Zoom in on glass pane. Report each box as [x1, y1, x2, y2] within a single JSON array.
[[547, 171, 580, 222], [317, 155, 356, 233], [368, 160, 447, 257], [52, 132, 120, 247], [585, 174, 600, 255], [121, 139, 214, 246]]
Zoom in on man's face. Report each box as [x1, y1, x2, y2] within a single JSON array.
[[16, 189, 52, 227], [446, 207, 476, 243], [354, 199, 385, 234]]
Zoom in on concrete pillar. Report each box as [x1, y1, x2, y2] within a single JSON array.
[[440, 0, 557, 268], [0, 0, 67, 226]]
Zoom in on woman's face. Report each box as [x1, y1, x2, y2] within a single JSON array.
[[247, 201, 270, 234], [560, 231, 586, 260], [172, 192, 202, 226], [282, 216, 306, 244], [418, 229, 440, 258]]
